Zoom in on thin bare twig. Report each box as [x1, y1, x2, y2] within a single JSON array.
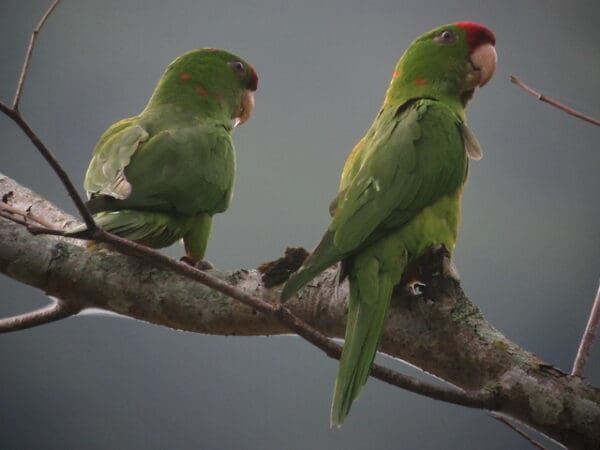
[[572, 280, 600, 377], [0, 300, 79, 333], [490, 414, 549, 450], [510, 76, 600, 127], [12, 0, 61, 110]]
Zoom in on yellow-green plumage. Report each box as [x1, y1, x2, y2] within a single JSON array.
[[83, 49, 258, 261], [281, 22, 496, 425]]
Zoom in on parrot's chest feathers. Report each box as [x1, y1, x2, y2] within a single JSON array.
[[400, 192, 462, 258]]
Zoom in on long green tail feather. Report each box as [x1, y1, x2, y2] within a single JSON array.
[[330, 265, 395, 427]]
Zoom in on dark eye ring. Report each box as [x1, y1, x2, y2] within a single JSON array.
[[229, 61, 245, 74], [436, 29, 456, 44]]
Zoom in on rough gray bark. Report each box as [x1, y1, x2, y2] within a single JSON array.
[[1, 173, 599, 449]]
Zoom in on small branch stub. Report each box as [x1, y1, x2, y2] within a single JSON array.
[[0, 300, 79, 333]]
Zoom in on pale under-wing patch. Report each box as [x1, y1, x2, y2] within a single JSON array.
[[106, 171, 132, 199], [460, 123, 483, 160], [84, 124, 149, 199]]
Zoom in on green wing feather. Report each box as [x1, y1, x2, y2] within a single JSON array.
[[83, 115, 235, 254], [121, 122, 235, 215]]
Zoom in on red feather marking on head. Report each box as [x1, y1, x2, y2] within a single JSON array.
[[455, 22, 496, 50], [415, 78, 428, 86], [196, 85, 208, 96], [248, 65, 258, 91], [180, 72, 191, 81]]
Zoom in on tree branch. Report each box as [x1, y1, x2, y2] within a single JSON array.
[[1, 174, 599, 449], [0, 173, 493, 410], [510, 75, 600, 127], [572, 281, 600, 377]]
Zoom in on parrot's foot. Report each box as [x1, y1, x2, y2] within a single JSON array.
[[407, 281, 427, 296], [397, 244, 459, 300], [180, 256, 215, 270]]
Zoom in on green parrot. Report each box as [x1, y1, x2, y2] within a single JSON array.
[[281, 22, 497, 425], [83, 48, 258, 266]]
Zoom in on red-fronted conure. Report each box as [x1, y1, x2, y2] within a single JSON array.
[[281, 22, 497, 425], [83, 49, 258, 266]]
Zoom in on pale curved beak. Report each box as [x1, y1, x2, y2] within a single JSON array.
[[233, 89, 255, 128], [470, 43, 497, 87]]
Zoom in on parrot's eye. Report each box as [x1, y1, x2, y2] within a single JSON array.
[[229, 61, 245, 75], [435, 29, 456, 44]]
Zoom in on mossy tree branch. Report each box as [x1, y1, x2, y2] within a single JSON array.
[[1, 174, 599, 449]]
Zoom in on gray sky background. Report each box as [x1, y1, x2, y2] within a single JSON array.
[[1, 1, 599, 449]]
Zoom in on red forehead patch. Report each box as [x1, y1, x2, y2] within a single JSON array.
[[455, 22, 496, 50]]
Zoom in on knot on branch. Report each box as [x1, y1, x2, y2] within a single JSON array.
[[257, 246, 309, 287]]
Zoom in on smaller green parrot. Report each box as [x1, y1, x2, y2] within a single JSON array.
[[281, 22, 496, 425], [82, 48, 258, 266]]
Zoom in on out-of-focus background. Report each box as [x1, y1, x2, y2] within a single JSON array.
[[1, 1, 599, 448]]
